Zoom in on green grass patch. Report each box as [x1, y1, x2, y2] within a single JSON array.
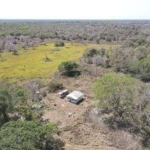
[[0, 43, 119, 82]]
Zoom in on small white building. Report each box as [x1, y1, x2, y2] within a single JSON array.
[[67, 91, 84, 104]]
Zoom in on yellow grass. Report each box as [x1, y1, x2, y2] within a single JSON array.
[[0, 43, 119, 82]]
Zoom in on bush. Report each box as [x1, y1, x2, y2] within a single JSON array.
[[54, 41, 65, 47], [93, 72, 150, 146], [58, 61, 78, 76], [83, 48, 99, 57], [0, 120, 64, 150], [83, 48, 110, 67], [127, 59, 140, 74], [0, 88, 13, 126], [93, 73, 137, 125], [108, 46, 150, 80], [12, 50, 19, 55], [139, 57, 150, 81], [48, 80, 63, 92]]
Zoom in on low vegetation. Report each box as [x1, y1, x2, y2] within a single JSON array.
[[0, 43, 87, 82]]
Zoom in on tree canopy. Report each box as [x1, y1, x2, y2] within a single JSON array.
[[0, 120, 64, 150], [58, 61, 78, 76], [93, 73, 137, 113], [0, 89, 13, 126], [93, 73, 150, 145]]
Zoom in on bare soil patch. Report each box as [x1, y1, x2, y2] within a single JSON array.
[[42, 71, 120, 150]]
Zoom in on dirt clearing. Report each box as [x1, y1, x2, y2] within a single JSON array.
[[42, 75, 120, 150]]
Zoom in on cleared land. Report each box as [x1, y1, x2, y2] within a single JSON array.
[[42, 74, 120, 150]]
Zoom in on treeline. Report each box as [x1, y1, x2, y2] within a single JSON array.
[[82, 44, 150, 81], [0, 20, 150, 51]]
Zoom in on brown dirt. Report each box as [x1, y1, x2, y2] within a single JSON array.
[[42, 74, 121, 150]]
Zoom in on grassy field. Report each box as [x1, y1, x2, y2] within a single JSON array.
[[0, 43, 119, 82]]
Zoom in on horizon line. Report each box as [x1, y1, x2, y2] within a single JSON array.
[[0, 18, 150, 21]]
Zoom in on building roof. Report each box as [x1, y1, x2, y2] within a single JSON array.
[[67, 91, 84, 100]]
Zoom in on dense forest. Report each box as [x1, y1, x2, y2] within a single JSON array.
[[0, 20, 150, 51], [0, 20, 150, 150]]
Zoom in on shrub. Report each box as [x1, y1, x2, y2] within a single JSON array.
[[54, 41, 65, 47], [0, 120, 64, 150], [48, 80, 63, 92], [0, 88, 13, 126], [83, 48, 110, 67], [108, 46, 150, 80], [127, 59, 140, 74], [93, 73, 137, 125], [58, 61, 78, 76], [139, 57, 150, 81], [93, 72, 150, 146], [12, 50, 19, 55], [83, 48, 99, 57]]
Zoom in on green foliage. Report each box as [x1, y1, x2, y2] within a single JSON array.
[[139, 57, 150, 81], [0, 43, 87, 82], [14, 87, 32, 120], [58, 61, 78, 76], [15, 87, 26, 100], [0, 120, 64, 150], [93, 73, 136, 115], [93, 73, 150, 146], [127, 59, 140, 74], [0, 88, 12, 125], [14, 86, 43, 121]]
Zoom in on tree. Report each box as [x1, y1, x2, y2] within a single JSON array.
[[93, 73, 143, 127], [93, 73, 150, 146], [58, 61, 78, 76], [139, 57, 150, 81], [0, 89, 13, 125], [0, 120, 64, 150]]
